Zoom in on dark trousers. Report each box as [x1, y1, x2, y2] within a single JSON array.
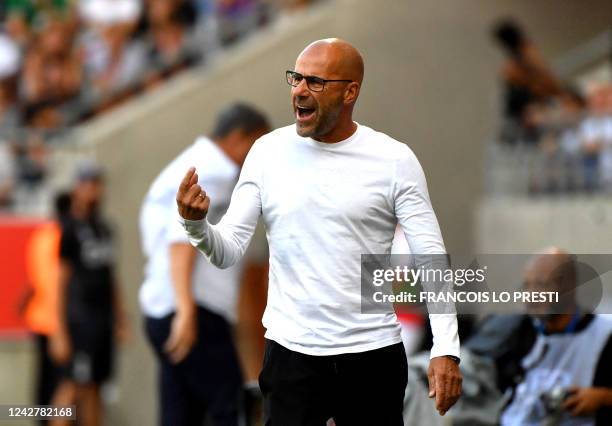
[[34, 334, 60, 426], [259, 339, 408, 426], [145, 306, 243, 426]]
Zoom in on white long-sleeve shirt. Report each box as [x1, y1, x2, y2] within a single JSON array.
[[181, 123, 459, 357]]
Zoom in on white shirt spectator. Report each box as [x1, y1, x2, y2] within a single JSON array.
[[139, 137, 244, 322], [181, 123, 460, 358], [79, 30, 147, 95], [78, 0, 146, 98], [0, 34, 20, 79], [79, 0, 142, 26], [0, 142, 16, 207], [579, 116, 612, 189]]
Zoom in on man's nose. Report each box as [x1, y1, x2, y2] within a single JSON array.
[[292, 78, 311, 97]]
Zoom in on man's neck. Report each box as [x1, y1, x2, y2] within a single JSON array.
[[314, 120, 358, 144], [546, 309, 581, 333], [71, 202, 94, 221], [214, 139, 240, 166]]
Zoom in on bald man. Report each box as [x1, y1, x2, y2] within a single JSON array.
[[176, 39, 462, 425], [502, 248, 612, 426]]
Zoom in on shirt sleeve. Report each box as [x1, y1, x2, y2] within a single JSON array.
[[392, 146, 460, 359], [180, 140, 263, 269]]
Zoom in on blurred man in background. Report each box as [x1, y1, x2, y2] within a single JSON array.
[[50, 161, 128, 426], [492, 19, 562, 144], [22, 191, 71, 425], [140, 103, 269, 426], [578, 85, 612, 192], [501, 248, 612, 426], [0, 33, 20, 133]]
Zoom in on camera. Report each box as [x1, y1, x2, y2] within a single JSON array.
[[540, 386, 570, 413]]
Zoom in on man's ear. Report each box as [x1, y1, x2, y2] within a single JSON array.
[[344, 82, 360, 105]]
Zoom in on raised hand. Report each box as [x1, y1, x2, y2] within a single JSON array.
[[176, 167, 210, 221]]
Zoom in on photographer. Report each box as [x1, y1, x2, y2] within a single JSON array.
[[501, 248, 612, 426]]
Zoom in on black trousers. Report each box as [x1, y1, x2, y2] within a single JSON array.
[[145, 306, 243, 426], [259, 339, 408, 426], [34, 334, 60, 426]]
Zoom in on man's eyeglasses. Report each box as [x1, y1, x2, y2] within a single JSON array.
[[286, 70, 352, 92]]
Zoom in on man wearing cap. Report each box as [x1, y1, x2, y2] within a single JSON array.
[[50, 161, 128, 426]]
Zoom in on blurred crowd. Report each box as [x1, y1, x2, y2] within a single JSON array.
[[0, 0, 318, 213], [492, 20, 612, 194]]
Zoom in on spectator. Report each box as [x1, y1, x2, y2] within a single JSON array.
[[190, 0, 222, 59], [0, 34, 20, 208], [4, 0, 75, 40], [143, 0, 202, 86], [3, 1, 33, 50], [216, 0, 262, 47], [488, 19, 612, 196], [20, 13, 83, 126], [527, 89, 587, 194], [49, 161, 129, 426], [9, 131, 48, 218], [0, 0, 315, 139], [139, 103, 269, 426], [79, 0, 146, 111], [492, 19, 562, 144], [578, 85, 612, 192], [0, 33, 21, 135], [501, 248, 612, 426], [0, 141, 16, 209], [556, 89, 588, 192], [13, 134, 47, 187]]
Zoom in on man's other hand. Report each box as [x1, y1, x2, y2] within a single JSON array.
[[177, 167, 209, 221], [164, 307, 198, 364], [428, 356, 462, 416], [49, 330, 72, 366]]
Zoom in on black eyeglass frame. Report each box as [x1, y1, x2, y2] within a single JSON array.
[[285, 70, 353, 92]]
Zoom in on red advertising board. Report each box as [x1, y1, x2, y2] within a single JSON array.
[[0, 216, 43, 339]]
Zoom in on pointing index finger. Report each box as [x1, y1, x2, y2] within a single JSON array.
[[179, 167, 196, 194]]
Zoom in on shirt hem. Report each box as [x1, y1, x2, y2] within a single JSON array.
[[264, 333, 404, 356]]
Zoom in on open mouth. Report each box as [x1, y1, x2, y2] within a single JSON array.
[[296, 105, 316, 121]]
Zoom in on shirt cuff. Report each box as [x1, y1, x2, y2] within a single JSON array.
[[179, 217, 209, 245], [429, 313, 461, 359]]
